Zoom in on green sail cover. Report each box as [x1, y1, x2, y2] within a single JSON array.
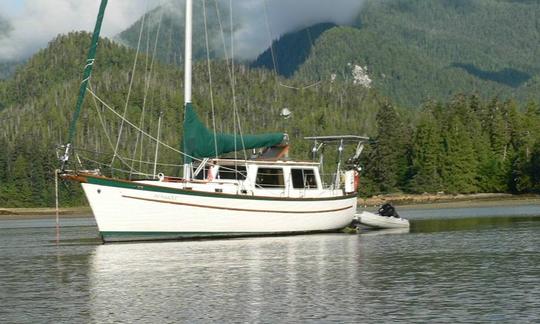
[[183, 103, 284, 162]]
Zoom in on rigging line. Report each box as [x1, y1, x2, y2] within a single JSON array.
[[78, 155, 153, 177], [166, 8, 175, 65], [132, 0, 153, 173], [262, 0, 320, 92], [87, 88, 202, 163], [228, 0, 248, 162], [213, 0, 233, 80], [214, 0, 245, 163], [70, 145, 182, 167], [111, 6, 147, 168], [290, 25, 324, 91], [262, 0, 279, 81], [143, 3, 164, 169], [229, 0, 238, 164], [279, 81, 322, 90], [203, 0, 219, 159], [305, 24, 318, 60], [213, 0, 250, 165], [144, 0, 152, 74], [216, 0, 243, 161], [130, 0, 164, 174], [117, 156, 182, 168], [88, 82, 137, 174]]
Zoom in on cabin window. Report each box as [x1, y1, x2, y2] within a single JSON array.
[[291, 169, 318, 189], [217, 165, 247, 180], [256, 168, 285, 189]]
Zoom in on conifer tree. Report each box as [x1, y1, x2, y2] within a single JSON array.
[[441, 115, 478, 193], [530, 143, 540, 192], [371, 102, 408, 193], [409, 108, 442, 193]]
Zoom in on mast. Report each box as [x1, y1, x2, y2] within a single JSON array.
[[61, 0, 108, 171], [183, 0, 193, 178], [184, 0, 193, 104]]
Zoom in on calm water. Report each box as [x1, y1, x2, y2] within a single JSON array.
[[1, 205, 539, 323]]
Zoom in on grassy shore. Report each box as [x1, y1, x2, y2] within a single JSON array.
[[360, 193, 540, 209], [0, 207, 92, 220]]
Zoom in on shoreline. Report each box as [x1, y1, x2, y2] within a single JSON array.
[[360, 193, 540, 209], [0, 207, 92, 220], [1, 193, 539, 220]]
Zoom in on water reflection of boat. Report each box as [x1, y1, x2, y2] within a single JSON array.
[[359, 227, 410, 235], [88, 235, 358, 322]]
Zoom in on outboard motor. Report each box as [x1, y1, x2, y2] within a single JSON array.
[[378, 203, 400, 218]]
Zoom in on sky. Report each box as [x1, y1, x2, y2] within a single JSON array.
[[0, 0, 364, 62], [3, 0, 24, 15]]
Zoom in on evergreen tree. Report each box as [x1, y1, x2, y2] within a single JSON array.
[[10, 154, 32, 206], [508, 101, 538, 192], [441, 115, 478, 193], [409, 108, 442, 193], [530, 143, 540, 192], [370, 102, 408, 193]]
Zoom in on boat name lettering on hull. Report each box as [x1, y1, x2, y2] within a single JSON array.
[[153, 193, 179, 201]]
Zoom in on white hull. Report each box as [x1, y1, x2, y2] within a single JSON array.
[[355, 211, 410, 229], [81, 179, 356, 242]]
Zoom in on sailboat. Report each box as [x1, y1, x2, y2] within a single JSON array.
[[59, 0, 368, 242]]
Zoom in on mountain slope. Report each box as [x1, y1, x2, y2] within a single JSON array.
[[1, 32, 539, 207], [0, 32, 379, 206], [295, 26, 523, 107], [117, 1, 234, 66], [254, 0, 540, 106], [251, 23, 336, 77], [356, 0, 540, 72]]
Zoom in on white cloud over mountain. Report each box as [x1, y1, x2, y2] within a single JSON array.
[[0, 0, 363, 61]]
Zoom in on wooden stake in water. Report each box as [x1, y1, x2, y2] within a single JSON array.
[[55, 169, 60, 244]]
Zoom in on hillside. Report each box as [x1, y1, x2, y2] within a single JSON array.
[[117, 1, 234, 66], [251, 23, 336, 77], [1, 29, 539, 208], [0, 32, 380, 207], [256, 0, 540, 106]]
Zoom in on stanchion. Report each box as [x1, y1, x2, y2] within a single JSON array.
[[55, 169, 60, 244]]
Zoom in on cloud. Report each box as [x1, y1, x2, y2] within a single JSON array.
[[0, 0, 364, 61], [0, 0, 161, 61], [232, 0, 365, 59]]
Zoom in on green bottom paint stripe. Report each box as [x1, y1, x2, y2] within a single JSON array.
[[102, 231, 256, 237], [100, 229, 342, 241]]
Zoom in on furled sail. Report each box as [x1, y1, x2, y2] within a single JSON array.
[[183, 103, 284, 162]]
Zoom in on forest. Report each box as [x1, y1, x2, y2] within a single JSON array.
[[0, 27, 539, 207]]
